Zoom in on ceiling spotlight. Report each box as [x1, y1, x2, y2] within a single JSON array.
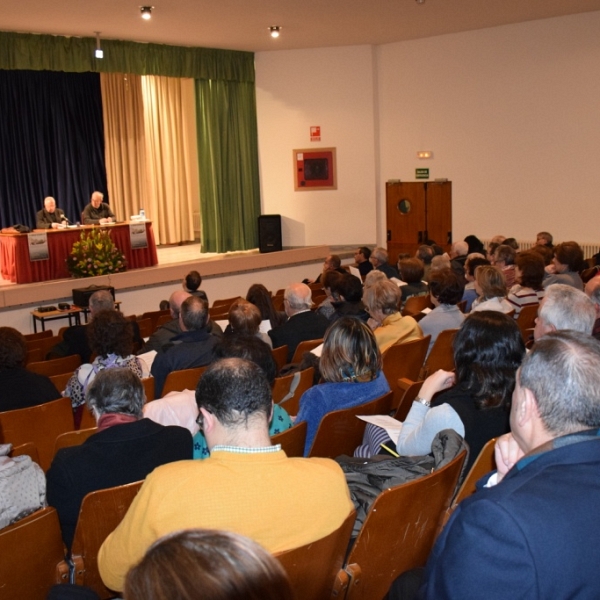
[[416, 0, 425, 3], [269, 26, 281, 38], [140, 6, 154, 20], [94, 32, 103, 59]]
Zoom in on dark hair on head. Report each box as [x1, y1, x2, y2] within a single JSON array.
[[246, 284, 285, 329], [0, 327, 27, 370], [398, 258, 424, 283], [464, 235, 485, 255], [184, 270, 202, 292], [494, 244, 516, 266], [228, 300, 261, 336], [358, 246, 372, 260], [429, 269, 464, 305], [87, 310, 134, 358], [86, 368, 144, 418], [487, 242, 500, 259], [124, 529, 293, 600], [334, 274, 363, 303], [454, 311, 525, 409], [159, 300, 170, 311], [215, 335, 277, 384], [180, 296, 208, 331], [431, 244, 444, 256], [196, 358, 272, 427], [465, 256, 490, 277], [416, 245, 434, 264], [328, 255, 342, 269], [515, 251, 545, 290], [320, 317, 381, 383], [322, 270, 343, 291], [554, 241, 585, 272], [530, 244, 554, 266], [503, 237, 519, 250]]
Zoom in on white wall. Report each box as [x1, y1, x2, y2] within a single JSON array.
[[256, 45, 378, 247], [257, 12, 600, 247]]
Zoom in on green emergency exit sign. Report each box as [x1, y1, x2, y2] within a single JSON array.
[[415, 168, 429, 179]]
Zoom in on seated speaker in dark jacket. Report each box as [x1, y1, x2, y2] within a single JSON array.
[[47, 368, 192, 549]]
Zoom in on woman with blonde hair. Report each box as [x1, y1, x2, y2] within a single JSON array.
[[295, 317, 390, 454], [471, 265, 513, 314]]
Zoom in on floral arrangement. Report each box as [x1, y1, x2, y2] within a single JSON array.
[[66, 228, 127, 278]]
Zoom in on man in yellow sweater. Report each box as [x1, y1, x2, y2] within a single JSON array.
[[98, 357, 354, 592]]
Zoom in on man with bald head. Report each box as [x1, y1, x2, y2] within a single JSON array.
[[82, 191, 115, 225], [141, 290, 222, 355], [268, 282, 330, 362], [36, 196, 67, 229]]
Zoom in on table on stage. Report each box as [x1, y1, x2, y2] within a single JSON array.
[[0, 222, 158, 284]]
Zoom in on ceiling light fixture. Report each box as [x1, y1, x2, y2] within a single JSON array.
[[94, 32, 103, 59], [140, 6, 154, 20], [416, 0, 426, 4], [269, 26, 281, 38]]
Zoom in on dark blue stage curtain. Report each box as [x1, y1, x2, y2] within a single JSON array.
[[0, 70, 107, 230]]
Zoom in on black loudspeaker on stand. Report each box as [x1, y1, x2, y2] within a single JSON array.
[[258, 215, 282, 253]]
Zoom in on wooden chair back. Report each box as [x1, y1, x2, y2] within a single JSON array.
[[308, 390, 394, 459], [10, 441, 41, 464], [66, 481, 144, 597], [291, 338, 323, 363], [0, 507, 67, 600], [516, 304, 539, 344], [271, 421, 307, 457], [452, 437, 496, 506], [393, 378, 424, 421], [161, 366, 207, 397], [25, 335, 62, 360], [271, 345, 289, 374], [53, 427, 98, 457], [0, 397, 74, 471], [49, 372, 73, 395], [273, 367, 315, 415], [154, 314, 172, 330], [401, 295, 432, 316], [25, 347, 44, 364], [275, 509, 356, 600], [24, 330, 54, 342], [79, 406, 97, 431], [272, 295, 285, 311], [140, 309, 170, 334], [420, 329, 457, 379], [141, 377, 156, 402], [208, 306, 230, 320], [57, 326, 69, 341], [342, 450, 467, 600], [211, 296, 243, 308], [26, 354, 81, 377], [382, 335, 431, 409], [456, 299, 467, 313], [136, 317, 153, 339]]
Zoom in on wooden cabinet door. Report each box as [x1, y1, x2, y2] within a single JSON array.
[[386, 182, 426, 261], [425, 181, 452, 250]]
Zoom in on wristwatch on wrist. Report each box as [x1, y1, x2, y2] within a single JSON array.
[[416, 397, 431, 407]]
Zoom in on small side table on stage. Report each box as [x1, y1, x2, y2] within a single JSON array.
[[31, 306, 83, 333]]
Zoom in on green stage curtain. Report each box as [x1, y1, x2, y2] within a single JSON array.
[[196, 79, 261, 253], [0, 32, 254, 82]]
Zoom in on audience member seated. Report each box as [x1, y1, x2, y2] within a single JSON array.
[[536, 230, 554, 248], [397, 258, 429, 309], [533, 284, 595, 342], [357, 311, 524, 471], [464, 234, 485, 256], [246, 283, 286, 330], [354, 246, 374, 278], [471, 265, 513, 314], [369, 247, 400, 279], [97, 358, 353, 593], [503, 237, 519, 250], [295, 318, 390, 455], [64, 311, 143, 424], [268, 283, 330, 363], [182, 270, 208, 302], [530, 243, 553, 266], [493, 244, 517, 289], [430, 254, 451, 277], [124, 529, 293, 600], [507, 251, 546, 318], [306, 254, 346, 285], [362, 279, 422, 353], [226, 300, 273, 347], [315, 271, 344, 320], [543, 241, 585, 290], [585, 276, 600, 340], [0, 327, 59, 413], [449, 241, 469, 285], [192, 334, 292, 459], [419, 332, 600, 599], [486, 241, 501, 263], [461, 254, 489, 312], [416, 245, 435, 282], [329, 273, 369, 323], [54, 290, 142, 363], [48, 368, 192, 549], [363, 269, 387, 290], [151, 296, 220, 398], [419, 269, 465, 356], [141, 290, 223, 355]]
